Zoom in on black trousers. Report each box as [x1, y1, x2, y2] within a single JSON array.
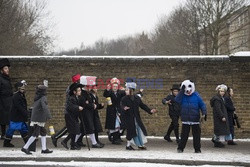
[[166, 115, 179, 139], [54, 126, 68, 139], [178, 124, 201, 151]]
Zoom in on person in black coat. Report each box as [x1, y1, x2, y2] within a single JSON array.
[[4, 81, 29, 147], [210, 84, 231, 148], [162, 84, 181, 143], [79, 76, 103, 148], [103, 78, 126, 145], [121, 82, 157, 150], [0, 58, 13, 139], [90, 85, 105, 147], [62, 83, 83, 150], [51, 74, 83, 148], [224, 87, 237, 145]]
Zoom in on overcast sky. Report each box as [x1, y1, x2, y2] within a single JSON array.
[[47, 0, 186, 52]]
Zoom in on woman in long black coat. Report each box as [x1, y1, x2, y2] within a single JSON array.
[[121, 82, 157, 150], [103, 81, 126, 144], [0, 58, 13, 139], [224, 87, 237, 145], [210, 84, 230, 148]]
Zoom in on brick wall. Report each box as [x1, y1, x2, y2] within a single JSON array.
[[4, 55, 250, 138]]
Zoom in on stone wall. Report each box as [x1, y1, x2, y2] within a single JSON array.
[[4, 55, 250, 138]]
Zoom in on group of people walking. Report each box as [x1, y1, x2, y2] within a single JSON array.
[[0, 58, 239, 155]]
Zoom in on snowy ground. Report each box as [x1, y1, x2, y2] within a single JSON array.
[[0, 136, 249, 166], [0, 161, 244, 167]]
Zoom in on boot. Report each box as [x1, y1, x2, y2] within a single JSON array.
[[3, 139, 14, 147], [164, 135, 173, 142], [227, 140, 237, 145], [214, 141, 225, 148], [112, 132, 122, 145]]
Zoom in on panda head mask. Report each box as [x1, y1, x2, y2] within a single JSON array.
[[181, 80, 195, 96]]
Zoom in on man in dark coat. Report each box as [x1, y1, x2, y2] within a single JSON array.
[[162, 84, 181, 143], [211, 84, 231, 148], [90, 85, 105, 147], [4, 81, 29, 147], [0, 58, 13, 139], [103, 77, 126, 145], [121, 81, 157, 150], [62, 83, 83, 150], [51, 74, 83, 148], [79, 75, 103, 148]]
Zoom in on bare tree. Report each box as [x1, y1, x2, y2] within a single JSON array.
[[188, 0, 247, 55], [0, 0, 53, 55]]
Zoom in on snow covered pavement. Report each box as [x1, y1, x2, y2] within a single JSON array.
[[0, 136, 249, 166]]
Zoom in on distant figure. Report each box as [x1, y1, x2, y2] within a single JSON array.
[[21, 85, 52, 155], [162, 84, 181, 143], [0, 58, 13, 140], [175, 80, 207, 153]]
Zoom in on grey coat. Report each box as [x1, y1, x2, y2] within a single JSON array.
[[31, 96, 51, 122]]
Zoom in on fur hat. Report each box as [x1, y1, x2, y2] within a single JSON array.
[[110, 77, 120, 85], [216, 84, 227, 92], [125, 82, 137, 90], [0, 58, 10, 69], [80, 76, 97, 86], [171, 84, 180, 91], [72, 74, 81, 83]]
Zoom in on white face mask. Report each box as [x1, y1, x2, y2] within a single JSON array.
[[181, 80, 195, 96]]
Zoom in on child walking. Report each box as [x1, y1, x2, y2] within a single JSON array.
[[21, 85, 52, 154]]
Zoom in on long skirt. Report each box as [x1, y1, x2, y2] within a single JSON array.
[[130, 120, 147, 146]]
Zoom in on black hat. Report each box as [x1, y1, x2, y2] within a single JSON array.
[[0, 58, 10, 69], [171, 84, 180, 91], [69, 83, 81, 96]]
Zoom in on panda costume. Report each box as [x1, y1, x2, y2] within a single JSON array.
[[175, 80, 207, 153]]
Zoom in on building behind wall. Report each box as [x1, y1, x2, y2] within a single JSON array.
[[219, 5, 250, 54]]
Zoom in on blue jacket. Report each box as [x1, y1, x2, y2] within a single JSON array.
[[175, 90, 206, 122]]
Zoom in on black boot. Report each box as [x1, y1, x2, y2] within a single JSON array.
[[112, 132, 121, 145], [3, 138, 14, 147], [214, 141, 225, 148], [164, 135, 173, 142]]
